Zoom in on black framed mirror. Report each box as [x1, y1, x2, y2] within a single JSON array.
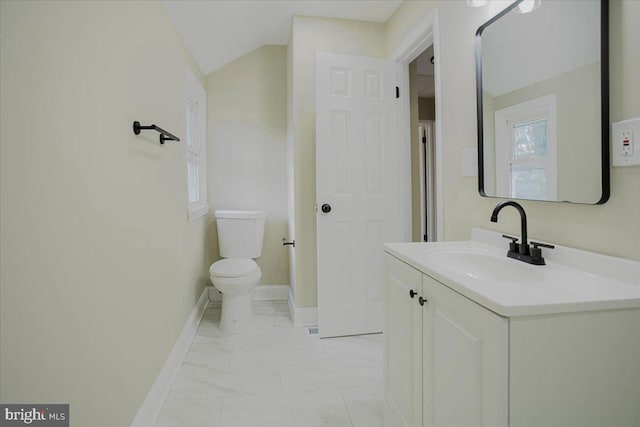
[[475, 0, 609, 204]]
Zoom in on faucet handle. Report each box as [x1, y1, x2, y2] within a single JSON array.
[[530, 241, 555, 250], [501, 234, 519, 252], [529, 241, 554, 262]]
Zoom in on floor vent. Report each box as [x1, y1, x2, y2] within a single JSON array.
[[307, 327, 319, 335]]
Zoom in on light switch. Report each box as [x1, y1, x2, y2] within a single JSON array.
[[612, 118, 640, 167]]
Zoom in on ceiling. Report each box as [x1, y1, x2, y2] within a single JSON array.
[[162, 0, 403, 76]]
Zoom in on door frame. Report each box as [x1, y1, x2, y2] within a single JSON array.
[[389, 9, 443, 242]]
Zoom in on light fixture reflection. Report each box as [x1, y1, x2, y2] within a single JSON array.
[[466, 0, 488, 7], [514, 0, 541, 14]]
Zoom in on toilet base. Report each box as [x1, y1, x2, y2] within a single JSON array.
[[220, 293, 252, 334]]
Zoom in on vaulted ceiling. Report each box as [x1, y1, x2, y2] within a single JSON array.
[[162, 0, 403, 76]]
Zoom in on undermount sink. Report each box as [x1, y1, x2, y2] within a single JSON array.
[[383, 229, 640, 317], [425, 250, 545, 285]]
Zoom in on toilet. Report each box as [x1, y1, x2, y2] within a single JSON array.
[[209, 210, 266, 334]]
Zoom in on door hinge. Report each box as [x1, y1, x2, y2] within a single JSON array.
[[395, 86, 400, 99], [424, 234, 428, 242], [422, 136, 427, 144]]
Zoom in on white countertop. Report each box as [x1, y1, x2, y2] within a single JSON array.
[[384, 229, 640, 317]]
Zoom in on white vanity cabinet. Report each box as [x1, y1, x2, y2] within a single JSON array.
[[384, 254, 423, 427], [384, 254, 508, 427], [422, 273, 508, 427], [384, 245, 640, 427]]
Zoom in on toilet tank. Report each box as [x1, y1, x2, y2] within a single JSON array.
[[215, 210, 266, 259]]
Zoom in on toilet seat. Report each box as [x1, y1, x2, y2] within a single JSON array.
[[209, 259, 262, 298], [209, 258, 259, 278]]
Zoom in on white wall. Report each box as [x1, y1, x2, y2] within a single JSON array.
[[386, 0, 640, 261], [289, 16, 386, 308], [205, 45, 289, 286], [0, 2, 209, 425]]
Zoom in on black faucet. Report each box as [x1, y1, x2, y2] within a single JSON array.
[[490, 201, 554, 265]]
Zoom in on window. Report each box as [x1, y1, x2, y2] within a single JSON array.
[[494, 94, 557, 200], [185, 69, 208, 220]]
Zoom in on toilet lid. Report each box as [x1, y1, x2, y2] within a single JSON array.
[[209, 258, 259, 278]]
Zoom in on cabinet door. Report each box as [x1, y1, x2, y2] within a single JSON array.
[[384, 254, 423, 427], [422, 274, 508, 427]]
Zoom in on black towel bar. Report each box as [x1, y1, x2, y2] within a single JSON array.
[[133, 121, 181, 144]]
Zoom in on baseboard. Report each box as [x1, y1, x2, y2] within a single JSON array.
[[130, 287, 209, 427], [207, 285, 289, 303], [288, 288, 318, 327]]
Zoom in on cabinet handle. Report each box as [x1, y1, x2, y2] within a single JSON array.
[[419, 296, 427, 306], [409, 289, 417, 299]]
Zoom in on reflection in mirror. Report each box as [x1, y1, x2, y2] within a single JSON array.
[[476, 0, 609, 204]]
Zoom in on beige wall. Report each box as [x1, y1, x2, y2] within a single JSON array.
[[205, 46, 289, 286], [289, 16, 386, 308], [386, 0, 640, 261], [488, 62, 601, 202], [0, 1, 209, 426]]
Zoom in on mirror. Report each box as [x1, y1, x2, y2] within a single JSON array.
[[476, 0, 609, 204]]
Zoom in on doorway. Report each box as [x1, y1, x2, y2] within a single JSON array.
[[390, 9, 442, 243], [411, 47, 437, 242]]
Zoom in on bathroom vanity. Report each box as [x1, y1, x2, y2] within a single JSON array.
[[383, 229, 640, 427]]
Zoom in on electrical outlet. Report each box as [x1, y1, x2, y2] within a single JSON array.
[[612, 118, 640, 167], [621, 129, 633, 156]]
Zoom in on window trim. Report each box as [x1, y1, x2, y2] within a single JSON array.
[[185, 69, 209, 221], [494, 94, 557, 200]]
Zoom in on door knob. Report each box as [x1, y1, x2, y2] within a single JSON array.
[[409, 289, 417, 299], [419, 296, 427, 306], [321, 203, 332, 213]]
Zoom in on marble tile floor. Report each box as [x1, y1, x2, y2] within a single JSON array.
[[155, 300, 397, 427]]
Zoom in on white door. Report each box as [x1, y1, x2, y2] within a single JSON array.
[[316, 53, 400, 338]]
